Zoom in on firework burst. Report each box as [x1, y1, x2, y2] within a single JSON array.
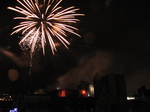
[[8, 0, 84, 55]]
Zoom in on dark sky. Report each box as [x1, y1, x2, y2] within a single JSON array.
[[0, 0, 150, 94]]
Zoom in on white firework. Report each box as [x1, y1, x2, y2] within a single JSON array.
[[8, 0, 84, 55]]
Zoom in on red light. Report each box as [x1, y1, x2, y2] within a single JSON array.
[[81, 90, 86, 95], [58, 90, 66, 97], [80, 89, 88, 97]]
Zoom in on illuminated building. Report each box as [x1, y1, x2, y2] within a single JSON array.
[[77, 81, 95, 98], [0, 93, 12, 101], [88, 84, 94, 97], [0, 93, 12, 111], [79, 89, 88, 97], [94, 73, 127, 112], [127, 86, 150, 112], [11, 93, 94, 112], [58, 90, 67, 97], [78, 81, 89, 98], [51, 89, 78, 98]]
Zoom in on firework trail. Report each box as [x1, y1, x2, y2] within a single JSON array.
[[8, 0, 84, 55]]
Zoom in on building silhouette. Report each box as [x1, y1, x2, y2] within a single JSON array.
[[94, 73, 127, 112], [78, 81, 89, 98], [2, 73, 150, 112], [138, 86, 150, 101], [127, 86, 150, 112]]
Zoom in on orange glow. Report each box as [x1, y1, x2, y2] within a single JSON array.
[[58, 90, 66, 97], [80, 89, 88, 97], [81, 90, 86, 95]]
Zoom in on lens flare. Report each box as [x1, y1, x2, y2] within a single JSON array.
[[8, 0, 84, 55]]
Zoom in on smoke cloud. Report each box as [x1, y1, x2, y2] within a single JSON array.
[[56, 51, 113, 89], [0, 48, 28, 67], [56, 50, 150, 93], [0, 48, 45, 71]]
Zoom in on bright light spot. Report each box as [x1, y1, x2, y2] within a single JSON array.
[[89, 84, 94, 92], [127, 97, 135, 100], [88, 84, 94, 97], [9, 108, 18, 112], [80, 89, 88, 97], [14, 108, 18, 111], [81, 90, 86, 95]]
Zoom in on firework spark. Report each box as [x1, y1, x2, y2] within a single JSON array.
[[8, 0, 83, 55]]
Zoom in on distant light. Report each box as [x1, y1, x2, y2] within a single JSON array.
[[80, 89, 88, 97], [127, 97, 135, 100], [9, 108, 18, 112], [81, 90, 86, 95], [58, 90, 66, 97], [14, 108, 18, 111], [88, 84, 94, 97], [0, 98, 4, 101], [56, 87, 61, 90]]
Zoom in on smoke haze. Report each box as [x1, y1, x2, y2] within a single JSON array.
[[57, 51, 113, 89]]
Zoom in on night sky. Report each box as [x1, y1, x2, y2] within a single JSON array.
[[0, 0, 150, 94]]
